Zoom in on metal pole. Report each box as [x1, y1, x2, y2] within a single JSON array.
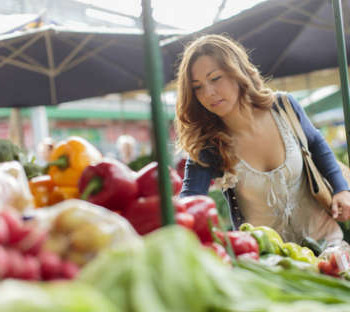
[[141, 0, 175, 225], [332, 0, 350, 159]]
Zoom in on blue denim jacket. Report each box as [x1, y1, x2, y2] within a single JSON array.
[[180, 94, 349, 229]]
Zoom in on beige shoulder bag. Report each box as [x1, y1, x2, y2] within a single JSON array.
[[276, 93, 338, 215]]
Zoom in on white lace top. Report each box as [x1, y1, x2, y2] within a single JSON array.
[[216, 110, 343, 245]]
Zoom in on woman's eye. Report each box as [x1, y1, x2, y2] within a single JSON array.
[[212, 76, 221, 82], [192, 85, 201, 91]]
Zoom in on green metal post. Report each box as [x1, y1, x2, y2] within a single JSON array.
[[141, 0, 175, 225], [332, 0, 350, 159]]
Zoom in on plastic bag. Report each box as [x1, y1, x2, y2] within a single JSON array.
[[0, 161, 34, 211], [319, 241, 350, 272], [28, 199, 142, 266]]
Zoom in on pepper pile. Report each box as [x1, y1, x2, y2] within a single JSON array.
[[123, 162, 196, 235], [78, 159, 188, 234]]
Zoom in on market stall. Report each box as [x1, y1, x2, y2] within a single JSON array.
[[1, 0, 350, 311]]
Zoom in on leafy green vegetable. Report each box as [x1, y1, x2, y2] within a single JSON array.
[[79, 226, 350, 312], [79, 226, 270, 311], [0, 280, 117, 312]]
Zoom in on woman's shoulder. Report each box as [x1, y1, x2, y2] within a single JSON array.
[[272, 91, 302, 114]]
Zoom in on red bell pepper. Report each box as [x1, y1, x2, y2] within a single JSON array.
[[123, 196, 187, 235], [175, 212, 194, 229], [213, 230, 259, 258], [78, 159, 138, 212], [177, 195, 219, 243], [136, 162, 183, 197]]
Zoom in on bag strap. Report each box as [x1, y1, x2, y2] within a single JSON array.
[[275, 93, 310, 157]]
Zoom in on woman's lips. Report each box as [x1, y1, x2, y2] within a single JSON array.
[[211, 100, 223, 107]]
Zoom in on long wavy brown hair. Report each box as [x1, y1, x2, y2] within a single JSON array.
[[175, 34, 276, 174]]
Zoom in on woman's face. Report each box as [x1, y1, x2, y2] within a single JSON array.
[[190, 55, 240, 118]]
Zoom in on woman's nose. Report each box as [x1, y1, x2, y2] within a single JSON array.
[[203, 83, 215, 98]]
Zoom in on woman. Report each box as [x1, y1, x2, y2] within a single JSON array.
[[175, 34, 350, 246]]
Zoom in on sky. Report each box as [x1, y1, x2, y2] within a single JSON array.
[[76, 0, 267, 32]]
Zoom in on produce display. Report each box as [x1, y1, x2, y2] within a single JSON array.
[[0, 136, 350, 311]]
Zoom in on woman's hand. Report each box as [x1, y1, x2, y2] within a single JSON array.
[[332, 191, 350, 222]]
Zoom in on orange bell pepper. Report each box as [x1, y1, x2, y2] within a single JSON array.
[[29, 175, 80, 207], [51, 185, 80, 203], [29, 175, 55, 208], [47, 136, 102, 187]]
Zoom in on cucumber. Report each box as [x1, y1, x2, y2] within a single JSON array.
[[301, 237, 325, 257]]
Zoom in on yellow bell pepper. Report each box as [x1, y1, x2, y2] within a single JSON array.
[[47, 136, 102, 187], [282, 242, 317, 264]]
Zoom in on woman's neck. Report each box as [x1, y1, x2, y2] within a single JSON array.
[[223, 103, 261, 136]]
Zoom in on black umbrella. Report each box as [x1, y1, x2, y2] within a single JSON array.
[[162, 0, 350, 81], [0, 25, 172, 108]]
